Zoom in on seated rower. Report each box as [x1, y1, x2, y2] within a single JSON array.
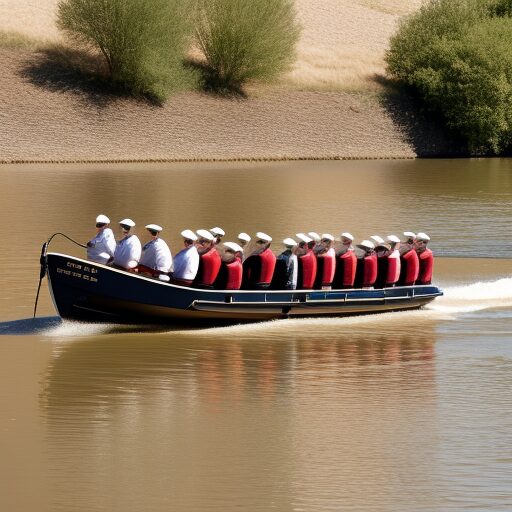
[[332, 232, 357, 289], [112, 219, 142, 271], [295, 233, 317, 290], [237, 232, 251, 261], [398, 232, 419, 286], [415, 232, 434, 285], [314, 234, 336, 290], [242, 232, 276, 289], [308, 232, 322, 253], [271, 238, 298, 290], [86, 214, 116, 265], [384, 235, 401, 287], [171, 229, 199, 286], [354, 240, 377, 288], [214, 242, 243, 290], [210, 227, 225, 246], [373, 241, 392, 289], [137, 224, 173, 280], [193, 229, 221, 288]]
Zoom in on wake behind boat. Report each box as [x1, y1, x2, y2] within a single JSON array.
[[44, 252, 443, 325]]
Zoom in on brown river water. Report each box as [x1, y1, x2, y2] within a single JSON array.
[[1, 159, 512, 511]]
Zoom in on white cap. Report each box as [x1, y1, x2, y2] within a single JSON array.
[[370, 235, 384, 245], [181, 229, 197, 241], [416, 232, 430, 241], [283, 237, 297, 247], [340, 232, 354, 241], [358, 240, 375, 250], [238, 232, 251, 242], [223, 241, 243, 252], [321, 233, 334, 241], [256, 232, 272, 242], [210, 227, 225, 236], [296, 233, 312, 243], [307, 232, 321, 242], [96, 214, 110, 224], [119, 218, 135, 227], [196, 229, 214, 241], [403, 231, 416, 238], [387, 235, 400, 243], [145, 224, 163, 232]]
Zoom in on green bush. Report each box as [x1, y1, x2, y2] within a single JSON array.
[[57, 0, 194, 101], [386, 0, 512, 154], [195, 0, 301, 92]]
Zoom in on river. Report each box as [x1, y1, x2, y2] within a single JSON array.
[[1, 159, 511, 511]]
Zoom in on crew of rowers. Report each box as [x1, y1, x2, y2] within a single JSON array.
[[86, 214, 434, 290]]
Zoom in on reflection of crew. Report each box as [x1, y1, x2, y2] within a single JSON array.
[[137, 224, 173, 279], [86, 214, 116, 264], [354, 240, 377, 288], [314, 234, 336, 289], [415, 232, 434, 285], [112, 219, 142, 270], [242, 232, 276, 289], [214, 242, 243, 290], [295, 233, 317, 290], [398, 232, 419, 286], [271, 238, 298, 290], [172, 229, 200, 285], [333, 232, 357, 289], [193, 229, 221, 288]]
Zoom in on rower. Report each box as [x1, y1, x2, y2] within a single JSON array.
[[171, 229, 200, 286], [415, 232, 434, 285], [242, 232, 276, 289], [112, 219, 142, 271], [398, 232, 419, 286], [193, 229, 221, 288], [295, 233, 317, 290], [214, 242, 243, 290], [308, 232, 322, 252], [332, 232, 357, 289], [237, 232, 251, 261], [137, 224, 173, 280], [354, 240, 377, 288], [373, 241, 391, 289], [210, 227, 225, 245], [86, 214, 116, 265], [271, 238, 298, 290], [384, 235, 401, 287], [314, 233, 336, 289]]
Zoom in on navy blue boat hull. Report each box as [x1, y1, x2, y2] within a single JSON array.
[[46, 253, 443, 324]]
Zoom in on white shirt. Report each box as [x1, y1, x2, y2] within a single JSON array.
[[172, 246, 200, 280], [113, 234, 142, 269], [289, 253, 298, 289], [87, 227, 116, 264], [139, 238, 173, 272]]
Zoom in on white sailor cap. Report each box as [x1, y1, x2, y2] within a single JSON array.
[[387, 235, 401, 243], [358, 239, 375, 250], [223, 241, 243, 252], [308, 232, 321, 242], [181, 229, 197, 241], [238, 232, 251, 242], [96, 214, 110, 224], [119, 218, 135, 228], [296, 233, 312, 243], [196, 229, 214, 241], [283, 237, 297, 247], [321, 233, 334, 241], [370, 235, 384, 245], [145, 224, 163, 232], [210, 227, 225, 237], [403, 231, 416, 239], [256, 232, 272, 242], [340, 232, 354, 241], [416, 232, 430, 241]]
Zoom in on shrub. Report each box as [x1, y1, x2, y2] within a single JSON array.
[[386, 0, 512, 154], [57, 0, 194, 102], [195, 0, 301, 92]]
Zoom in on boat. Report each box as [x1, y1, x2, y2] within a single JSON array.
[[43, 251, 443, 325]]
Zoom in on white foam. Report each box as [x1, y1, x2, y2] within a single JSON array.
[[43, 320, 115, 338]]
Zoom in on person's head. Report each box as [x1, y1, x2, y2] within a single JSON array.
[[181, 229, 197, 248], [357, 239, 375, 255], [282, 238, 297, 252], [119, 218, 135, 235], [237, 232, 251, 248], [255, 232, 272, 252], [370, 235, 384, 246], [387, 235, 400, 251], [145, 224, 162, 240], [340, 232, 354, 247], [222, 242, 243, 263], [320, 233, 334, 252], [210, 227, 225, 245], [95, 214, 110, 232], [403, 231, 416, 245], [295, 233, 312, 256], [415, 232, 430, 253], [195, 229, 215, 254], [307, 232, 320, 251], [375, 242, 391, 257]]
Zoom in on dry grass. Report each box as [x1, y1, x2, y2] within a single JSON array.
[[0, 30, 49, 50]]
